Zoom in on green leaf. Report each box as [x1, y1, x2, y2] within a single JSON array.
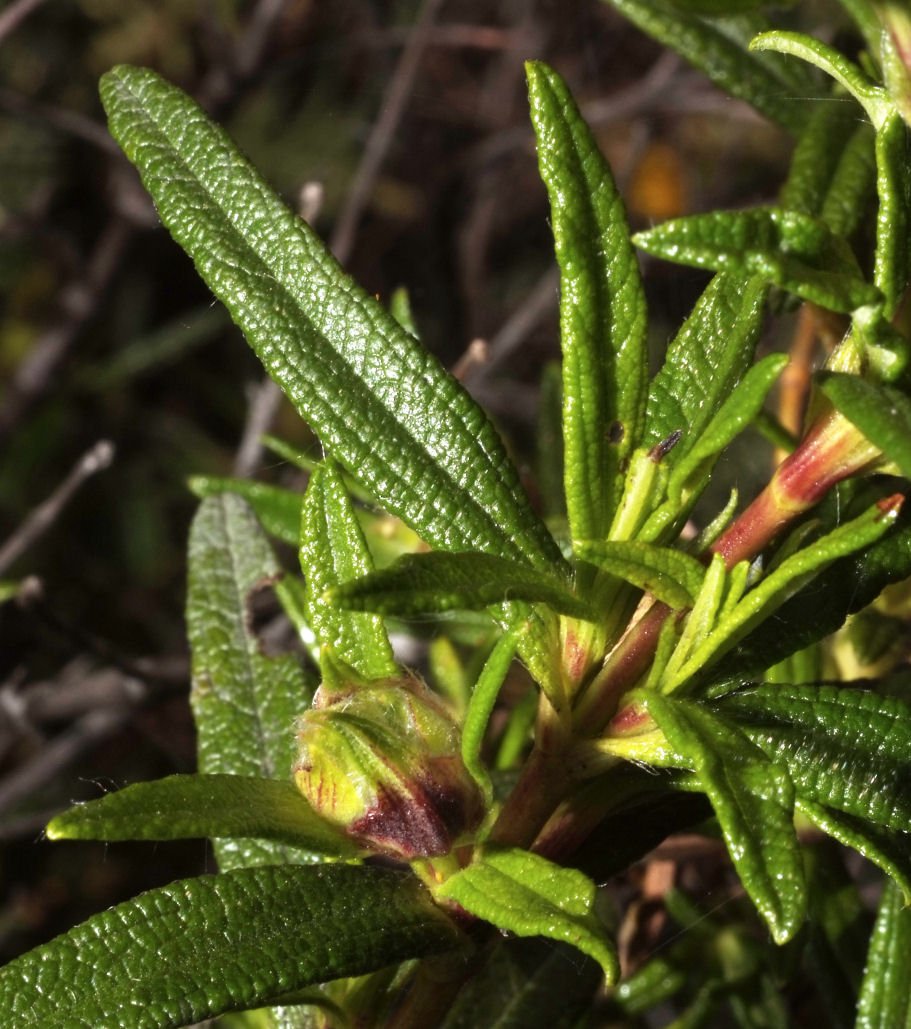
[[100, 65, 561, 572], [819, 373, 911, 478], [662, 353, 788, 508], [0, 864, 463, 1028], [300, 459, 396, 679], [438, 937, 601, 1029], [797, 800, 911, 903], [329, 551, 596, 621], [188, 475, 301, 545], [643, 274, 768, 462], [572, 539, 706, 609], [462, 620, 526, 800], [820, 122, 877, 240], [187, 494, 314, 870], [644, 694, 806, 943], [434, 846, 618, 981], [599, 0, 813, 133], [749, 30, 892, 128], [874, 112, 911, 316], [633, 208, 880, 313], [46, 774, 362, 858], [854, 881, 911, 1029], [526, 60, 647, 542], [716, 683, 911, 834], [716, 506, 911, 681], [666, 497, 902, 691]]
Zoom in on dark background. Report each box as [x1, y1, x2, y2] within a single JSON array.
[[0, 0, 838, 969]]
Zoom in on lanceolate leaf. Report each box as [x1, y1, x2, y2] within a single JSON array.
[[0, 864, 463, 1028], [874, 112, 911, 316], [526, 61, 647, 541], [46, 774, 362, 858], [716, 684, 911, 833], [100, 66, 561, 573], [329, 551, 596, 621], [300, 459, 396, 679], [188, 475, 301, 545], [187, 494, 314, 870], [665, 497, 902, 691], [797, 800, 911, 902], [715, 507, 911, 681], [599, 0, 813, 133], [462, 620, 526, 799], [819, 373, 911, 479], [633, 208, 880, 313], [854, 882, 911, 1029], [643, 274, 767, 461], [572, 540, 706, 609], [820, 122, 877, 240], [645, 693, 805, 943], [435, 847, 619, 981]]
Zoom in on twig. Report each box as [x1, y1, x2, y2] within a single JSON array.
[[329, 0, 445, 264], [0, 440, 115, 576], [0, 87, 121, 155], [0, 217, 132, 441], [232, 377, 285, 479], [0, 0, 49, 44], [0, 706, 131, 817]]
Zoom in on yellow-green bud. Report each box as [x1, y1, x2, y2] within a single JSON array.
[[293, 673, 484, 860]]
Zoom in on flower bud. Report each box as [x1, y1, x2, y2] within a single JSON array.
[[293, 672, 484, 861]]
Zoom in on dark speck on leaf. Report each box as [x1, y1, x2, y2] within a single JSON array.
[[607, 421, 625, 444]]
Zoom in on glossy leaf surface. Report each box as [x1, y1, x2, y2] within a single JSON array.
[[329, 551, 595, 620], [717, 684, 911, 832], [634, 208, 879, 313], [187, 494, 315, 870], [854, 882, 911, 1029], [573, 539, 705, 608], [0, 865, 462, 1028], [100, 65, 560, 572], [46, 774, 362, 857], [435, 847, 618, 981], [300, 459, 396, 678], [820, 372, 911, 479], [527, 60, 647, 541], [645, 693, 805, 943], [643, 274, 767, 462]]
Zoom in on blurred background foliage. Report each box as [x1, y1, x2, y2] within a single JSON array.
[[0, 0, 851, 977]]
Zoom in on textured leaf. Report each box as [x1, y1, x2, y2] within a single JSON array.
[[717, 683, 911, 833], [462, 620, 526, 800], [46, 774, 362, 858], [434, 847, 618, 980], [100, 65, 561, 572], [188, 475, 301, 545], [874, 111, 911, 316], [797, 800, 911, 902], [300, 459, 396, 679], [0, 864, 463, 1028], [527, 61, 647, 541], [438, 936, 601, 1029], [634, 207, 880, 313], [666, 497, 902, 691], [819, 373, 911, 479], [663, 353, 788, 508], [572, 539, 705, 608], [749, 31, 892, 129], [600, 0, 813, 132], [645, 694, 805, 943], [329, 551, 595, 621], [716, 507, 911, 681], [820, 122, 877, 240], [854, 881, 911, 1029], [780, 102, 870, 220], [187, 494, 314, 870], [643, 274, 767, 460]]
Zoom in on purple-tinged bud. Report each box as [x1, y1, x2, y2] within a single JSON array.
[[293, 673, 484, 861]]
